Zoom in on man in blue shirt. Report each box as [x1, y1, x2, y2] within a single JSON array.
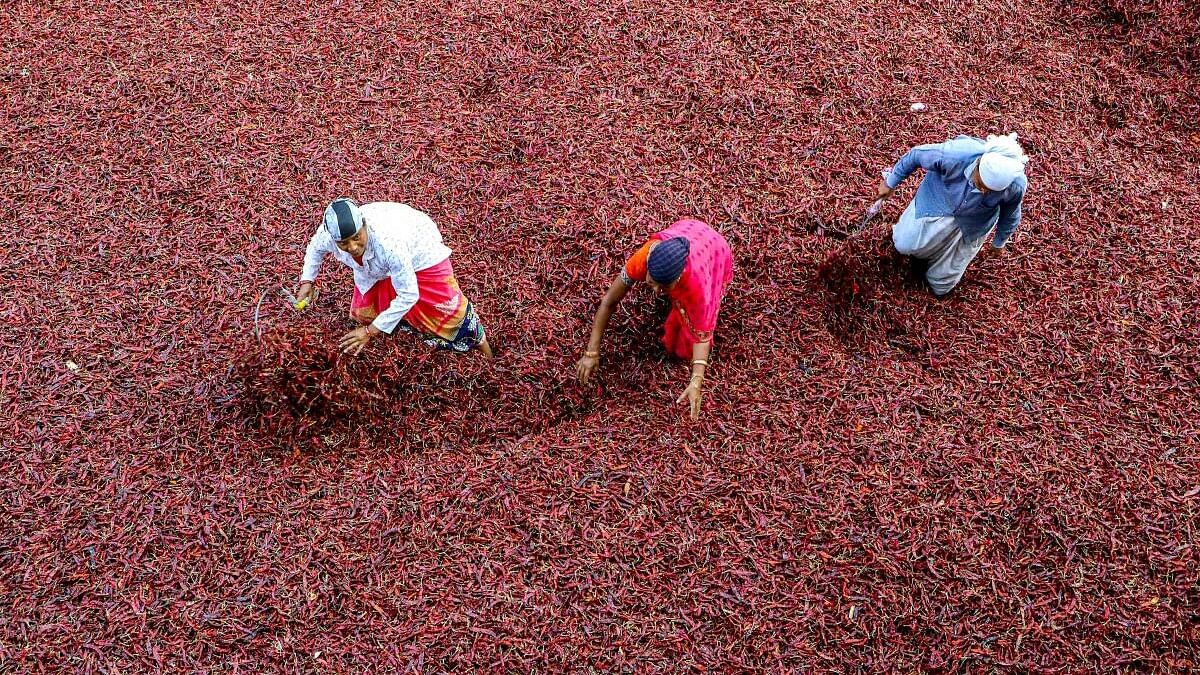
[[878, 133, 1029, 296]]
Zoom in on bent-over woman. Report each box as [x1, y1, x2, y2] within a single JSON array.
[[296, 198, 492, 358], [576, 218, 733, 420]]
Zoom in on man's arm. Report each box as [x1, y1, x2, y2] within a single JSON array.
[[882, 143, 948, 194], [993, 186, 1025, 248]]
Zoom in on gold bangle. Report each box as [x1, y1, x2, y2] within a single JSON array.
[[691, 360, 708, 367], [585, 350, 600, 358]]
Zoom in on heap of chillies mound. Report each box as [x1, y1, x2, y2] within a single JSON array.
[[234, 324, 389, 440]]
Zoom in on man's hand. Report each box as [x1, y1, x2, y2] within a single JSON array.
[[576, 353, 600, 385], [339, 326, 373, 355], [676, 378, 703, 421], [877, 179, 894, 200]]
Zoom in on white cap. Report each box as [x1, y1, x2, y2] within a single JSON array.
[[977, 133, 1029, 191], [978, 153, 1024, 191]]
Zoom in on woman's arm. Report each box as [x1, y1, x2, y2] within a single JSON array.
[[576, 276, 631, 385], [299, 226, 332, 287], [677, 339, 712, 420]]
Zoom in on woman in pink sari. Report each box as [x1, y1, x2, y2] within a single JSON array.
[[576, 218, 733, 420]]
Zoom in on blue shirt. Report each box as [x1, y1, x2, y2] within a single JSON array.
[[885, 135, 1027, 247]]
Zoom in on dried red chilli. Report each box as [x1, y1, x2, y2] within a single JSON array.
[[0, 0, 1197, 671], [232, 324, 391, 446]]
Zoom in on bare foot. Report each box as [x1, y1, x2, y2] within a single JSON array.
[[477, 338, 494, 359]]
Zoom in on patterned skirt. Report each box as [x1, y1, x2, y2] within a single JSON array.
[[350, 258, 486, 353]]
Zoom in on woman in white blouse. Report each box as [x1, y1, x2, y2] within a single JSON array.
[[295, 198, 493, 358]]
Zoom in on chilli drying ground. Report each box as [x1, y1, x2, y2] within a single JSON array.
[[2, 0, 1198, 670]]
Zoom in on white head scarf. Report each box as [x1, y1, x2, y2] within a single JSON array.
[[323, 198, 364, 241], [977, 133, 1029, 191]]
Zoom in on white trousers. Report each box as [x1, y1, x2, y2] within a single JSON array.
[[892, 201, 988, 296]]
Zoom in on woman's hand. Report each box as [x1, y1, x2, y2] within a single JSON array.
[[295, 281, 316, 310], [677, 377, 703, 420], [339, 326, 373, 355], [576, 352, 600, 385]]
